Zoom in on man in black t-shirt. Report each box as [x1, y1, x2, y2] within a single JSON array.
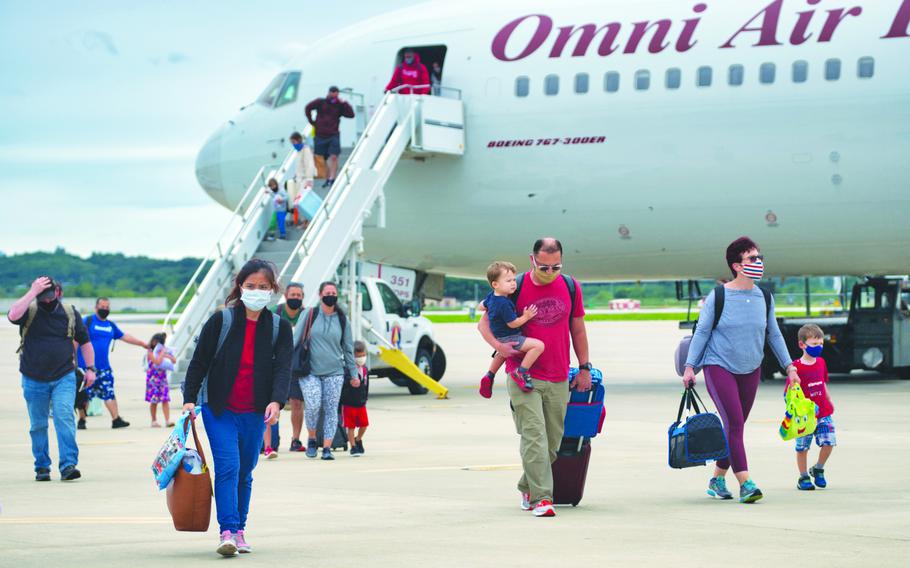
[[8, 276, 96, 482]]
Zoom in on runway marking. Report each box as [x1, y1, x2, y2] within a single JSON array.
[[363, 464, 521, 474], [0, 517, 170, 525]]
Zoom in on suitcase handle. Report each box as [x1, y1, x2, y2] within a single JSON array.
[[182, 414, 209, 472]]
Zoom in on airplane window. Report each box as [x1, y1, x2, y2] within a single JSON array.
[[858, 56, 875, 79], [825, 58, 841, 81], [604, 72, 620, 93], [515, 76, 529, 97], [256, 73, 287, 107], [696, 66, 712, 87], [759, 63, 776, 84], [728, 64, 744, 86], [666, 68, 681, 89], [792, 61, 808, 83], [275, 71, 301, 108], [544, 74, 559, 95], [634, 70, 650, 91], [574, 73, 589, 94]]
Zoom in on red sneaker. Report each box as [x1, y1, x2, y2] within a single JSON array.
[[509, 370, 534, 393], [479, 374, 494, 399], [533, 499, 556, 517]]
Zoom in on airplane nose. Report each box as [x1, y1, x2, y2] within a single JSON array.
[[195, 128, 229, 208]]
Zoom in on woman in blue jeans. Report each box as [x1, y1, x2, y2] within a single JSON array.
[[183, 259, 292, 557]]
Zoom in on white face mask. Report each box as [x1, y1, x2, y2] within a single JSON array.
[[355, 356, 367, 367], [240, 289, 272, 311]]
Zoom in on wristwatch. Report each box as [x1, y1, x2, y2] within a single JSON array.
[[85, 366, 97, 373], [578, 362, 593, 371]]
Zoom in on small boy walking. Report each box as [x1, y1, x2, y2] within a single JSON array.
[[341, 341, 370, 456], [788, 324, 836, 490]]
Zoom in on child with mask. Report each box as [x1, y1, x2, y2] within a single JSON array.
[[146, 332, 175, 427], [341, 341, 370, 456], [478, 261, 544, 398], [268, 178, 288, 240], [787, 324, 837, 491]]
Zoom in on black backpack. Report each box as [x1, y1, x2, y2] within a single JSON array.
[[695, 284, 771, 334]]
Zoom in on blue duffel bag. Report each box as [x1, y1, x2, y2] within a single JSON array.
[[668, 386, 729, 469], [564, 367, 605, 438]]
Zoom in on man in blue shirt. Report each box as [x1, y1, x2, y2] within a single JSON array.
[[77, 297, 148, 429]]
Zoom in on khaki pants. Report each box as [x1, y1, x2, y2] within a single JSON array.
[[508, 377, 569, 504]]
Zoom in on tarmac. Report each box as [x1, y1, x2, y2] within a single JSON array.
[[1, 320, 908, 566]]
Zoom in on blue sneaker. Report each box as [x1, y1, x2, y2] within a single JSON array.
[[305, 439, 318, 459], [707, 477, 733, 500], [797, 474, 815, 491], [810, 466, 827, 488], [739, 479, 763, 503]]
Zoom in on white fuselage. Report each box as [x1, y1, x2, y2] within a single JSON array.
[[195, 0, 910, 280]]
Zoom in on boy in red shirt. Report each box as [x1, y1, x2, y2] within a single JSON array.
[[787, 324, 836, 490], [341, 341, 369, 456]]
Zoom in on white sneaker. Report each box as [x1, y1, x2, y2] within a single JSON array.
[[520, 492, 532, 511], [217, 531, 238, 556], [532, 499, 556, 518]]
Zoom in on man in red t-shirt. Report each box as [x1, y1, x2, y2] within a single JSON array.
[[478, 238, 592, 518]]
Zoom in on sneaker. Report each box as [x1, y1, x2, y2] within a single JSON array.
[[61, 465, 81, 481], [35, 468, 51, 482], [77, 418, 86, 430], [509, 370, 534, 393], [289, 439, 303, 452], [306, 439, 318, 458], [151, 421, 161, 428], [532, 499, 556, 517], [322, 179, 331, 188], [479, 373, 494, 399], [797, 474, 815, 491], [321, 448, 334, 461], [739, 480, 763, 503], [810, 466, 827, 488], [217, 531, 238, 557], [264, 447, 278, 460], [356, 440, 364, 455], [234, 530, 251, 554], [520, 492, 532, 511], [707, 476, 734, 500], [111, 416, 130, 429], [350, 445, 361, 457]]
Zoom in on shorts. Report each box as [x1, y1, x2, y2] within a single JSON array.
[[495, 334, 526, 350], [288, 376, 303, 400], [314, 134, 341, 159], [795, 415, 836, 451], [87, 368, 116, 401], [342, 405, 369, 428]]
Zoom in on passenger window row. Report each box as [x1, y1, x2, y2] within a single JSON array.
[[514, 57, 875, 97]]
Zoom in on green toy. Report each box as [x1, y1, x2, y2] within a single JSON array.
[[779, 384, 818, 441]]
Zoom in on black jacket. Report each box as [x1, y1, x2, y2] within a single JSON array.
[[183, 305, 293, 416]]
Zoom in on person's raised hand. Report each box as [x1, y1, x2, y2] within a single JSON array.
[[182, 403, 196, 419], [682, 366, 697, 388], [496, 341, 521, 360], [30, 276, 51, 297], [263, 402, 280, 426]]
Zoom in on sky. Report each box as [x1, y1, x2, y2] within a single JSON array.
[[0, 0, 418, 259]]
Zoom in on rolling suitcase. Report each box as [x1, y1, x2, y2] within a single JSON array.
[[316, 404, 348, 451], [552, 436, 591, 506]]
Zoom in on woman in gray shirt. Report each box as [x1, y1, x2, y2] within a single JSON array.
[[683, 237, 800, 504], [299, 281, 357, 460]]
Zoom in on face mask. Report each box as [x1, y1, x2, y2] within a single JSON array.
[[269, 185, 278, 192], [286, 298, 302, 310], [292, 142, 303, 151], [39, 300, 58, 312], [322, 295, 338, 307], [741, 260, 764, 281], [97, 308, 110, 319], [241, 289, 272, 311], [805, 344, 823, 357], [355, 356, 367, 366], [404, 56, 414, 64]]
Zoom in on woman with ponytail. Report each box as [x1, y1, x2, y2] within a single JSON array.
[[183, 258, 293, 556]]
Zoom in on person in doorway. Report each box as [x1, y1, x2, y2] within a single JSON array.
[[683, 236, 800, 504], [77, 297, 148, 430], [264, 282, 305, 456], [341, 340, 370, 456], [289, 131, 316, 227], [430, 61, 442, 95], [477, 238, 591, 518], [183, 258, 293, 556], [296, 281, 357, 460], [9, 276, 96, 481], [384, 49, 430, 94], [305, 86, 354, 188], [146, 332, 175, 428]]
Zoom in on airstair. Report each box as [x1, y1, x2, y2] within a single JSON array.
[[165, 89, 464, 388]]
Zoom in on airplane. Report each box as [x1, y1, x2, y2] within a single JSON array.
[[194, 0, 910, 282]]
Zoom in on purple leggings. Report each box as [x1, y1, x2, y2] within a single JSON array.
[[703, 365, 761, 473]]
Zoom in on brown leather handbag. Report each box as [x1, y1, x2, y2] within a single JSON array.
[[166, 415, 212, 532]]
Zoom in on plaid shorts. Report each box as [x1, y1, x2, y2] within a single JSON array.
[[795, 415, 836, 451], [87, 367, 116, 401]]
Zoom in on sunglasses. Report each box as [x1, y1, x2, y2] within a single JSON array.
[[531, 256, 562, 273], [743, 254, 764, 263]]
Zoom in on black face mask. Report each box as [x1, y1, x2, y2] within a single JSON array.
[[39, 300, 58, 312], [97, 308, 110, 319], [321, 295, 338, 307], [286, 298, 302, 310]]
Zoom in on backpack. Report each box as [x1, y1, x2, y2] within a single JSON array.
[[674, 285, 772, 377], [195, 308, 280, 405], [17, 302, 75, 355], [510, 272, 578, 316]]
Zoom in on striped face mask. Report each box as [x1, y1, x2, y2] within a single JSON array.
[[741, 260, 764, 281]]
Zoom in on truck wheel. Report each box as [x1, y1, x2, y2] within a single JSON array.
[[431, 345, 446, 380], [896, 367, 910, 380], [388, 376, 410, 387], [406, 347, 434, 395]]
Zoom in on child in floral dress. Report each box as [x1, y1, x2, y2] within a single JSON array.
[[147, 332, 175, 427]]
